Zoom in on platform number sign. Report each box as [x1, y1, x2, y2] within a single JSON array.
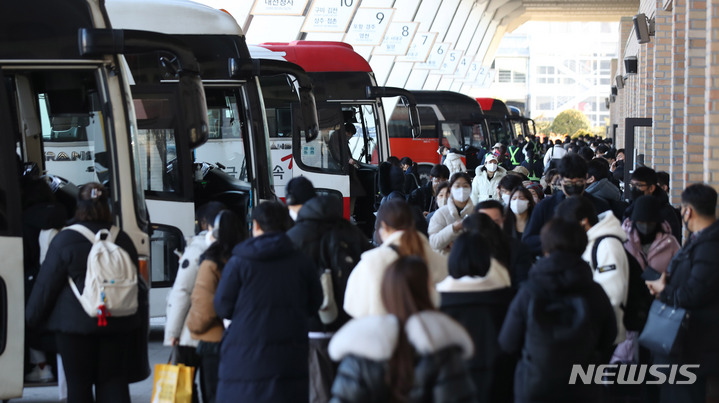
[[302, 0, 359, 32], [373, 21, 419, 56], [398, 32, 438, 63], [344, 7, 394, 46], [416, 42, 450, 70], [439, 50, 463, 74], [251, 0, 309, 15]]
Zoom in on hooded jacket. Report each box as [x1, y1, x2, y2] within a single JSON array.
[[328, 311, 477, 403], [499, 252, 617, 403], [444, 151, 466, 175], [343, 230, 447, 318], [622, 222, 680, 273], [164, 232, 209, 347], [623, 187, 681, 242], [438, 261, 516, 403], [470, 166, 507, 204], [428, 199, 474, 255], [586, 178, 622, 202], [657, 220, 719, 374], [581, 211, 629, 344], [213, 232, 323, 403], [286, 196, 371, 332]]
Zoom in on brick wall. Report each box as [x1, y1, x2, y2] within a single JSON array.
[[671, 0, 686, 203], [707, 0, 719, 189], [653, 0, 673, 173]]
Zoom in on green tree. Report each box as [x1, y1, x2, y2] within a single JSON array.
[[549, 109, 591, 137]]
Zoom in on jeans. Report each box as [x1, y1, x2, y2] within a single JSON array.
[[196, 341, 221, 403]]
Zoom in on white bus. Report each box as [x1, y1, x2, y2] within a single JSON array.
[[0, 0, 208, 398]]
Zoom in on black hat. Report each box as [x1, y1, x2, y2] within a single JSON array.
[[285, 176, 316, 206], [631, 195, 661, 223]]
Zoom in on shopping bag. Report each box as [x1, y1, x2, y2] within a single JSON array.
[[151, 350, 195, 403]]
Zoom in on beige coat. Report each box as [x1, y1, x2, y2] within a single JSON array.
[[427, 200, 474, 255]]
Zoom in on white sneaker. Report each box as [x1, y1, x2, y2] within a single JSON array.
[[25, 364, 54, 383]]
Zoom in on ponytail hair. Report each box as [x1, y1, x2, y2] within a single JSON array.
[[381, 256, 435, 402], [376, 199, 424, 257], [75, 182, 112, 223]]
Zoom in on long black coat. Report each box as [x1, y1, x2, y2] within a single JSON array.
[[25, 221, 141, 334], [440, 288, 516, 403], [657, 219, 719, 374], [499, 252, 617, 403], [214, 232, 322, 403], [286, 196, 371, 333]]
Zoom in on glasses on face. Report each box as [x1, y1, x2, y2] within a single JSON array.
[[630, 181, 648, 189], [561, 179, 586, 187]]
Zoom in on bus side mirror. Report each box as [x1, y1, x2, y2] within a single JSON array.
[[229, 58, 319, 142], [79, 28, 209, 149], [367, 86, 421, 138]]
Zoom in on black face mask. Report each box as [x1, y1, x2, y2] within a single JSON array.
[[630, 187, 645, 201], [563, 183, 585, 197]]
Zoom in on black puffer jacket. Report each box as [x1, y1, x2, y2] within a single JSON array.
[[329, 311, 478, 403], [658, 219, 719, 374], [499, 252, 617, 403], [286, 196, 371, 332], [26, 221, 141, 335]]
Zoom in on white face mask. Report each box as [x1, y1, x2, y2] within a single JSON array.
[[486, 163, 498, 172], [205, 230, 215, 246], [501, 193, 511, 206], [451, 187, 471, 203], [289, 209, 298, 221], [510, 199, 529, 215]]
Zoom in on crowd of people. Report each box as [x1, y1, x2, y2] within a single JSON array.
[[20, 133, 719, 403]]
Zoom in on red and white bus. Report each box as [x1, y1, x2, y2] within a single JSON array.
[[475, 97, 519, 144], [107, 0, 319, 315], [252, 41, 420, 234]]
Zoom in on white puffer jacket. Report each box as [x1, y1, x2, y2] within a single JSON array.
[[470, 166, 506, 204], [581, 211, 629, 344], [443, 152, 466, 175], [343, 231, 447, 319], [427, 199, 474, 255], [163, 232, 210, 347]]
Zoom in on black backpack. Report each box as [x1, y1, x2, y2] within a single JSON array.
[[590, 235, 652, 332], [521, 283, 598, 399], [317, 219, 368, 328]]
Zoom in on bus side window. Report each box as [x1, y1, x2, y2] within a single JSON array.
[[133, 95, 179, 193]]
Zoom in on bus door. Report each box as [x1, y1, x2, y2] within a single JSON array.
[[388, 104, 443, 175], [0, 68, 24, 400]]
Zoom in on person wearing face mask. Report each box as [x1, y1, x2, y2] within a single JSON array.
[[285, 177, 317, 222], [429, 173, 474, 255], [426, 181, 450, 224], [505, 187, 535, 241], [644, 184, 719, 403], [623, 166, 682, 243], [163, 201, 225, 401], [622, 195, 680, 275], [471, 154, 507, 204], [522, 153, 611, 257], [497, 175, 524, 207]]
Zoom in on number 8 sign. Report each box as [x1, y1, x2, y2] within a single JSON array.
[[373, 21, 419, 56]]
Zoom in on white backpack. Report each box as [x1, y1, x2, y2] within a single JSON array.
[[65, 224, 138, 321]]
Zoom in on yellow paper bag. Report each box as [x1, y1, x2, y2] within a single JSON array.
[[151, 362, 195, 403]]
